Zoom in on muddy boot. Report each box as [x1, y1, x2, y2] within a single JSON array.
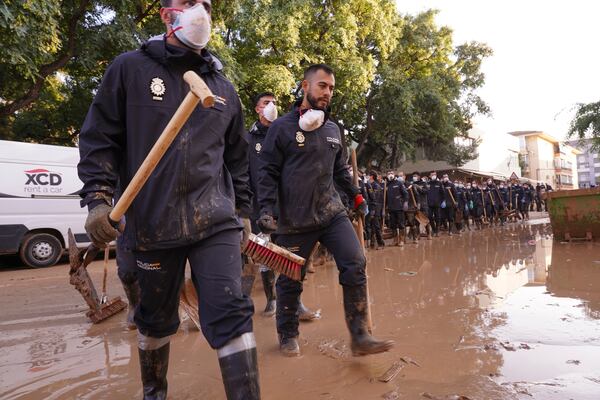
[[393, 231, 400, 246], [279, 335, 300, 357], [122, 280, 141, 330], [298, 300, 319, 321], [411, 227, 418, 244], [343, 285, 394, 356], [138, 342, 169, 400], [426, 225, 432, 240], [448, 223, 453, 236], [261, 270, 276, 317], [218, 333, 261, 400], [399, 230, 405, 246]]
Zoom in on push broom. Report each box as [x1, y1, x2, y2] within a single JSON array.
[[69, 71, 215, 324]]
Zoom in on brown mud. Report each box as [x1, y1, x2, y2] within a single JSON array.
[[1, 216, 600, 399]]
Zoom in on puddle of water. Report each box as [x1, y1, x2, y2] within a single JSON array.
[[483, 230, 600, 399]]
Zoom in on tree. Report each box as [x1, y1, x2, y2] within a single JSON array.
[[0, 0, 165, 142], [1, 1, 491, 172], [568, 101, 600, 151], [355, 10, 492, 168]]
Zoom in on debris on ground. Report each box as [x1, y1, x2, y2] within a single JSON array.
[[566, 359, 581, 365], [398, 271, 417, 277], [421, 393, 472, 400], [378, 361, 405, 382]]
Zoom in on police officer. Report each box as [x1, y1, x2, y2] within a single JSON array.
[[496, 181, 509, 225], [454, 181, 468, 232], [405, 177, 421, 243], [257, 64, 394, 357], [77, 1, 260, 398], [426, 171, 445, 237], [386, 171, 408, 246], [470, 181, 485, 229], [521, 183, 533, 220], [412, 173, 431, 239], [247, 92, 278, 316], [248, 93, 318, 321], [367, 172, 385, 249], [441, 174, 457, 235]]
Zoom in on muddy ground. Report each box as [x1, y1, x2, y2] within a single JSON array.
[[1, 215, 600, 399]]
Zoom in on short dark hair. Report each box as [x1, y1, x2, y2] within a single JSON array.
[[304, 63, 334, 80], [253, 92, 275, 107]]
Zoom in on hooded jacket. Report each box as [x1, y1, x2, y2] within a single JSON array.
[[257, 102, 358, 234], [78, 37, 251, 251]]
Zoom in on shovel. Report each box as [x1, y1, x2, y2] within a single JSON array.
[[69, 71, 215, 324]]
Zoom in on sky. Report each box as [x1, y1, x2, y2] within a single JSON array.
[[395, 0, 600, 141]]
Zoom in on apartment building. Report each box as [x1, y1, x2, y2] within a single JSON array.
[[509, 131, 580, 190], [567, 138, 600, 187]]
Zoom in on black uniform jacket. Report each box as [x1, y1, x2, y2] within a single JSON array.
[[78, 37, 251, 251], [247, 121, 269, 221], [387, 180, 408, 211], [427, 179, 445, 207], [257, 103, 358, 234]]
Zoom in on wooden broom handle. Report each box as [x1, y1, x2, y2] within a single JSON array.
[[109, 71, 215, 223], [350, 149, 372, 333]]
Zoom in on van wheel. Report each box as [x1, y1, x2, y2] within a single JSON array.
[[19, 233, 63, 268]]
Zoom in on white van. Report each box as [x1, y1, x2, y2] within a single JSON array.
[[0, 140, 91, 268]]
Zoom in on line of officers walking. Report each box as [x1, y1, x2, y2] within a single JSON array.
[[356, 170, 553, 248]]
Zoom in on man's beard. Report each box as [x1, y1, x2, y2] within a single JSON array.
[[307, 92, 329, 111]]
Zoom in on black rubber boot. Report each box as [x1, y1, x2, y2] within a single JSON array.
[[138, 343, 169, 400], [261, 270, 276, 317], [218, 342, 261, 400], [122, 280, 141, 330], [298, 300, 319, 321], [343, 285, 394, 356], [278, 335, 301, 357]]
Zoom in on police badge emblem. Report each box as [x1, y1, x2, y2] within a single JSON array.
[[255, 143, 262, 153], [296, 131, 305, 147], [150, 77, 166, 101]]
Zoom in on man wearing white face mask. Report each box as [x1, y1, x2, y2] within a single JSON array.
[[77, 1, 260, 399], [257, 64, 393, 357], [247, 92, 278, 316]]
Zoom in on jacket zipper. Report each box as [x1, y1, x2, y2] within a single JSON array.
[[181, 129, 190, 238]]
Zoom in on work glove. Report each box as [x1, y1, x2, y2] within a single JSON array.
[[85, 203, 118, 248], [441, 200, 446, 209], [403, 201, 409, 212], [241, 217, 251, 249], [353, 194, 368, 216], [257, 214, 278, 234]]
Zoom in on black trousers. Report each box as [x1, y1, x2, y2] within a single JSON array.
[[428, 206, 441, 233], [388, 210, 406, 231], [367, 211, 384, 244], [273, 214, 366, 339], [133, 229, 254, 348], [116, 237, 137, 285]]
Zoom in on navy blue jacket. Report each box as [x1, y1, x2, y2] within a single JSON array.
[[427, 179, 446, 207], [247, 121, 269, 221], [257, 104, 357, 234], [78, 38, 251, 251], [386, 180, 408, 211]]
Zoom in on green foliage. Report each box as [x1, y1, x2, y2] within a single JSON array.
[[356, 11, 492, 168], [568, 101, 600, 151], [1, 1, 491, 170]]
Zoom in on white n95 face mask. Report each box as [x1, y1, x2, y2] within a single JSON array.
[[299, 109, 325, 132], [263, 101, 278, 122], [168, 4, 211, 50]]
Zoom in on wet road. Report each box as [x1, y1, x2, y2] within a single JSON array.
[[1, 217, 600, 399]]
